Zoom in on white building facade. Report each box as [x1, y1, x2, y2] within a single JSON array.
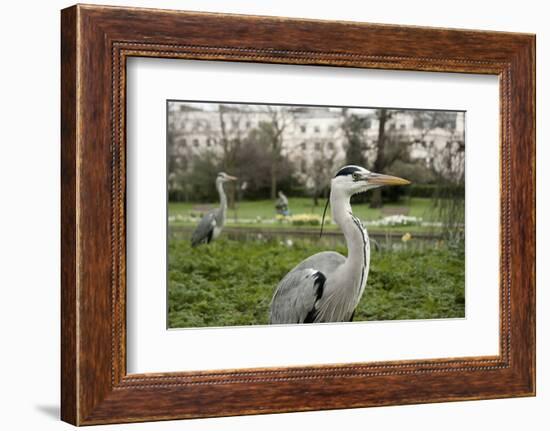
[[168, 102, 465, 185]]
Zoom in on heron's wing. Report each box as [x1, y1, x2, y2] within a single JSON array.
[[269, 268, 326, 324], [190, 209, 218, 247], [293, 251, 346, 275]]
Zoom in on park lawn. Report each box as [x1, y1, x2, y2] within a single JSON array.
[[169, 197, 437, 223], [168, 237, 465, 328]]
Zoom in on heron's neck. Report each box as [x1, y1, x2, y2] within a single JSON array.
[[217, 180, 227, 216], [331, 191, 370, 291]]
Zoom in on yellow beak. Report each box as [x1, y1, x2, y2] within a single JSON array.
[[366, 173, 410, 186]]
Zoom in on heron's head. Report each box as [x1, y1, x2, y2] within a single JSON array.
[[331, 165, 410, 196], [216, 172, 238, 183]]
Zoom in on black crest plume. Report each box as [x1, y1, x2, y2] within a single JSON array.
[[319, 197, 330, 238]]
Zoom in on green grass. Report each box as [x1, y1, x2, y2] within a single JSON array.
[[169, 197, 443, 235], [169, 197, 437, 223], [168, 238, 465, 328]]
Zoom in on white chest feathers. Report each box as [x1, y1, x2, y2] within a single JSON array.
[[351, 215, 371, 296], [212, 223, 222, 240]]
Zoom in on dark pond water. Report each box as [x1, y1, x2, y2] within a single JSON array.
[[169, 225, 443, 250]]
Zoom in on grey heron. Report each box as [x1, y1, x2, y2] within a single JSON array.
[[269, 165, 410, 324], [190, 172, 237, 247], [276, 190, 290, 216]]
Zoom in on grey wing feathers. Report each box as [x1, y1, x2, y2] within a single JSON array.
[[190, 210, 217, 247], [269, 268, 326, 324], [293, 251, 346, 275]]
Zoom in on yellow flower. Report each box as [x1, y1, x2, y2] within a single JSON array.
[[288, 213, 328, 226], [401, 232, 412, 242]]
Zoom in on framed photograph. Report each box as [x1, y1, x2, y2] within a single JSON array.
[[61, 4, 535, 425]]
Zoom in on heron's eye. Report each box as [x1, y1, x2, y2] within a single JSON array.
[[352, 172, 361, 181]]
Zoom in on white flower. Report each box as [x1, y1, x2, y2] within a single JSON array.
[[372, 215, 422, 227]]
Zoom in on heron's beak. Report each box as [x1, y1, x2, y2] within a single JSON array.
[[366, 173, 410, 186], [226, 175, 238, 181]]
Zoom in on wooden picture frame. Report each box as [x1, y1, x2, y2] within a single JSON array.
[[61, 4, 535, 425]]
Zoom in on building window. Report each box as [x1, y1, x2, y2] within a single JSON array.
[[314, 126, 320, 133], [328, 125, 335, 132], [206, 138, 212, 147], [327, 142, 334, 150], [181, 139, 187, 147], [193, 139, 199, 147], [400, 124, 406, 130], [301, 159, 306, 172], [300, 125, 307, 133], [389, 123, 396, 130], [246, 121, 251, 129], [314, 142, 321, 151], [300, 142, 306, 150]]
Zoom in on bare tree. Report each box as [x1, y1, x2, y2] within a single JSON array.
[[216, 105, 253, 208], [167, 104, 196, 201], [309, 142, 340, 206], [408, 110, 465, 243], [408, 110, 464, 181], [259, 106, 294, 199], [306, 120, 343, 206], [218, 104, 249, 172], [341, 108, 370, 167], [369, 108, 398, 207], [340, 108, 408, 207]]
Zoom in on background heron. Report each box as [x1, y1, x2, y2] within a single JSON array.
[[275, 190, 290, 216], [269, 165, 410, 324], [190, 172, 237, 247]]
